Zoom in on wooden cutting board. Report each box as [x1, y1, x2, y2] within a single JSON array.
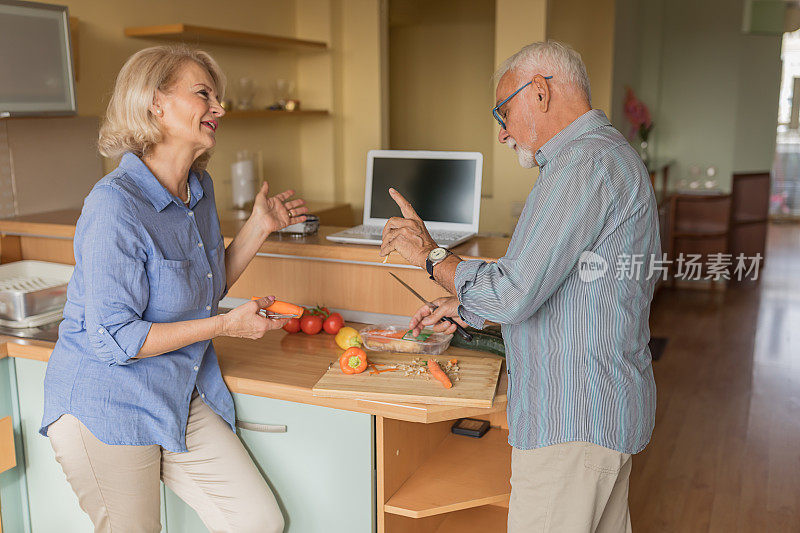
[[312, 352, 504, 408]]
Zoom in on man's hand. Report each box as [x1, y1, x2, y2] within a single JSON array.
[[380, 188, 438, 267], [409, 296, 467, 337]]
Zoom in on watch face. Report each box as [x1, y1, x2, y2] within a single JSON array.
[[429, 247, 448, 261]]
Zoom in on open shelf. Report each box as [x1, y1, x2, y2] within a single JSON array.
[[124, 24, 328, 52], [384, 428, 511, 519], [223, 109, 329, 119], [435, 506, 509, 533]]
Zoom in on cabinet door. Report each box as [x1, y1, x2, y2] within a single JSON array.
[[165, 393, 375, 533], [0, 357, 29, 533], [15, 357, 95, 533], [15, 358, 169, 533]]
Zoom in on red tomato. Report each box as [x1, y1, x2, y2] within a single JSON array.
[[300, 315, 323, 334], [323, 312, 344, 334], [282, 317, 301, 333]]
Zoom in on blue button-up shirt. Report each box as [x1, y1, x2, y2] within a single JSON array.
[[456, 110, 659, 454], [40, 153, 233, 452]]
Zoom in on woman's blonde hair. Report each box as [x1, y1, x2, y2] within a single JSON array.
[[98, 46, 226, 171]]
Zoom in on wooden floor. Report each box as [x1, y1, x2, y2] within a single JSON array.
[[631, 223, 800, 532]]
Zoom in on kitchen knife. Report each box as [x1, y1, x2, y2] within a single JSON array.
[[388, 273, 473, 341]]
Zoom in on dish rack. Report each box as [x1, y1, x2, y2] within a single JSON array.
[[0, 260, 74, 328]]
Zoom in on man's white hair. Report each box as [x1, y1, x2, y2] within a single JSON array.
[[495, 40, 591, 104]]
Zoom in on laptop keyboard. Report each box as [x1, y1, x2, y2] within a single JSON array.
[[339, 225, 465, 243]]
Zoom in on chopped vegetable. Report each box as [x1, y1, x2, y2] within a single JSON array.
[[427, 359, 452, 389], [340, 347, 368, 374], [335, 327, 362, 350]]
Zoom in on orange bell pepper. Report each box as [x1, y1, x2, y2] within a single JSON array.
[[339, 347, 368, 375]]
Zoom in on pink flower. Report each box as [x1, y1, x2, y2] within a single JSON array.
[[624, 87, 653, 141]]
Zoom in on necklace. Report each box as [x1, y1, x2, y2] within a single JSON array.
[[184, 180, 191, 205]]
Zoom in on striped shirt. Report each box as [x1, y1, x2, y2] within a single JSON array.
[[455, 110, 659, 454]]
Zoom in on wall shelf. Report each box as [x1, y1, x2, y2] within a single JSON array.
[[123, 23, 328, 52], [223, 109, 329, 119], [384, 429, 511, 519]]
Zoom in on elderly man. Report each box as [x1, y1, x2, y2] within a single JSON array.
[[380, 41, 659, 532]]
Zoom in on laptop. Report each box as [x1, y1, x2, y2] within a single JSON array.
[[327, 150, 483, 248]]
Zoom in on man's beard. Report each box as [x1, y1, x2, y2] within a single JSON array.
[[507, 137, 537, 169]]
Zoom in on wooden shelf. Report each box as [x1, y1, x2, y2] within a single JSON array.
[[124, 23, 328, 52], [435, 506, 509, 533], [384, 428, 511, 519], [223, 109, 329, 119]]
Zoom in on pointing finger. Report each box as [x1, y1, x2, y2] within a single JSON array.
[[389, 188, 421, 220]]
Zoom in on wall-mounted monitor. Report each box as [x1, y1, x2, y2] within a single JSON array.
[[0, 0, 76, 117]]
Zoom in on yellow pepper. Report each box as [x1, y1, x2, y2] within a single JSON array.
[[335, 326, 362, 350]]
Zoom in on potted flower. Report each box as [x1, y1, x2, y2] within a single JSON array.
[[624, 87, 654, 165]]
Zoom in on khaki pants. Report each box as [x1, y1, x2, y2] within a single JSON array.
[[47, 393, 284, 533], [508, 441, 633, 533]]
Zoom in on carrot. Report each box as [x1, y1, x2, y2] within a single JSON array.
[[428, 359, 452, 389], [250, 297, 304, 318]]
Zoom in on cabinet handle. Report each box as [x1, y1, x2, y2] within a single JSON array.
[[235, 420, 287, 433]]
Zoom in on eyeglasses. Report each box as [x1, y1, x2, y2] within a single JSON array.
[[492, 76, 553, 130]]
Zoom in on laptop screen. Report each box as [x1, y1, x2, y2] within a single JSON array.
[[368, 157, 477, 224]]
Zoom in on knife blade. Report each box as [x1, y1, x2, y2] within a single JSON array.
[[388, 273, 473, 341]]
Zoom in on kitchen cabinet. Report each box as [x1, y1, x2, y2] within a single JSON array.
[[165, 393, 375, 533], [8, 357, 374, 533], [0, 357, 28, 533], [13, 357, 95, 532]]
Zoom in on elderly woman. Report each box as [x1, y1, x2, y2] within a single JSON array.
[[38, 46, 304, 533]]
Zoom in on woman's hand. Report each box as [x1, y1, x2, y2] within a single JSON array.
[[409, 296, 467, 337], [219, 296, 289, 339], [250, 182, 309, 235]]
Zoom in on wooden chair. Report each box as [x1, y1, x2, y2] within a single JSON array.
[[666, 194, 732, 286], [729, 172, 770, 273], [0, 416, 17, 533]]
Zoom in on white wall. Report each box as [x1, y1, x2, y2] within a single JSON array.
[[612, 0, 782, 190]]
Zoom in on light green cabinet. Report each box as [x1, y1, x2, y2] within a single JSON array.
[[0, 357, 29, 533], [5, 357, 375, 533], [13, 356, 95, 533], [165, 393, 376, 533]]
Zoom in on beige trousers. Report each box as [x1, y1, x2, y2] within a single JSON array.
[[47, 392, 284, 533], [508, 441, 633, 533]]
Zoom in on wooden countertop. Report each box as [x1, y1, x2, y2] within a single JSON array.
[[0, 209, 510, 262], [0, 328, 507, 424]]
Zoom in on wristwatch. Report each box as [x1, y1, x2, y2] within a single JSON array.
[[425, 247, 452, 280]]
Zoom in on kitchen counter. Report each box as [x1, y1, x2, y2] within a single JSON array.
[[0, 208, 509, 262], [0, 210, 514, 531], [0, 208, 511, 318], [0, 328, 507, 424]]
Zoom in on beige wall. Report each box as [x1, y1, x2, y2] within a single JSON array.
[[547, 0, 616, 115], [387, 0, 496, 196], [482, 0, 549, 236], [59, 0, 306, 212], [330, 0, 385, 215], [8, 0, 391, 220]]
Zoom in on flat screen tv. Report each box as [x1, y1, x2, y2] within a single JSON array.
[[0, 0, 76, 117]]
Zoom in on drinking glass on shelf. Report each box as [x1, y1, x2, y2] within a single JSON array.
[[236, 78, 255, 110], [272, 79, 296, 110]]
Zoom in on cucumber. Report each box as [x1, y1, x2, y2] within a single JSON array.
[[450, 328, 506, 357]]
